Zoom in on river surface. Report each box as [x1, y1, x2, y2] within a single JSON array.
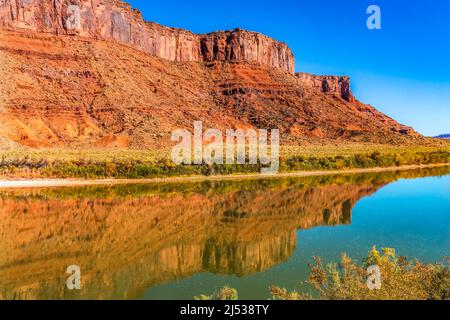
[[0, 167, 449, 300]]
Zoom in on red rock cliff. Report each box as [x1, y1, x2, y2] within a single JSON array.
[[0, 0, 295, 73]]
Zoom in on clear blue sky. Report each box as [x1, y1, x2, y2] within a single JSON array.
[[126, 0, 450, 136]]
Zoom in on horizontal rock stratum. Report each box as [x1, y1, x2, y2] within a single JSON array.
[[0, 0, 295, 73]]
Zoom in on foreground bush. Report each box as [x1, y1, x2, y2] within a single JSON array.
[[272, 247, 449, 300], [198, 247, 449, 300], [195, 286, 239, 301]]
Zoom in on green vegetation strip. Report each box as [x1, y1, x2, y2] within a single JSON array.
[[1, 148, 449, 179]]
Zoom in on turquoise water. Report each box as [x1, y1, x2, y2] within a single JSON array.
[[0, 168, 448, 300], [144, 175, 450, 300]]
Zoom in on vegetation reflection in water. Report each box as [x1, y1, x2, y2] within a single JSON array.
[[0, 167, 449, 300]]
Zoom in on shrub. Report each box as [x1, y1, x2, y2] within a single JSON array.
[[198, 247, 449, 300], [195, 286, 239, 301], [271, 247, 449, 300]]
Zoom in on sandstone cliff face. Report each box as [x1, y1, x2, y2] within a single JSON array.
[[0, 0, 295, 73], [296, 72, 355, 102], [200, 29, 294, 74]]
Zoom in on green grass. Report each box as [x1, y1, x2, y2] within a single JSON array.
[[1, 144, 449, 179]]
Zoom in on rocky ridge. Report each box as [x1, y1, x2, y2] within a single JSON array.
[[0, 0, 294, 73]]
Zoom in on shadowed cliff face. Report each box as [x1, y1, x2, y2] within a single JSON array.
[[0, 176, 385, 299], [0, 0, 294, 72]]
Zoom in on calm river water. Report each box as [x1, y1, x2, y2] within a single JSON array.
[[0, 167, 449, 299]]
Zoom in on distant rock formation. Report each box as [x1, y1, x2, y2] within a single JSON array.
[[435, 134, 450, 139], [296, 72, 355, 102], [0, 0, 295, 73]]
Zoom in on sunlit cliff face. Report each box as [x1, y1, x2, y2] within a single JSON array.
[[0, 174, 388, 300]]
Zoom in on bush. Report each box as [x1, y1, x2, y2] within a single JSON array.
[[198, 247, 449, 300], [271, 247, 450, 300], [195, 286, 239, 301]]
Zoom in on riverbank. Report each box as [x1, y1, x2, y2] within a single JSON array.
[[1, 144, 449, 180], [1, 163, 449, 189]]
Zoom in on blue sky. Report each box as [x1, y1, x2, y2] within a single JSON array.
[[126, 0, 450, 136]]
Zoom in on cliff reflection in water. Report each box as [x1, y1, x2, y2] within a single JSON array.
[[0, 167, 448, 299]]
